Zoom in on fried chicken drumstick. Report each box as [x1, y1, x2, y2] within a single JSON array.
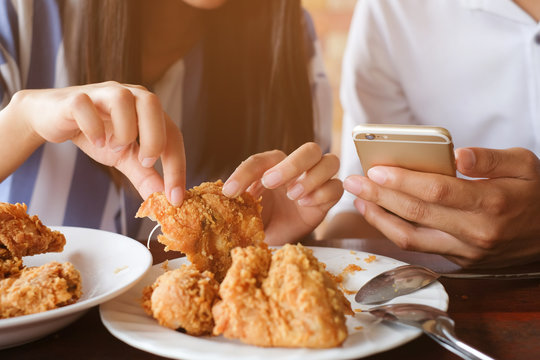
[[136, 180, 265, 282]]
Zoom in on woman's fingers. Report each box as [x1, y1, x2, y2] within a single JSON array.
[[288, 153, 340, 201], [223, 150, 286, 197], [261, 142, 323, 189], [160, 114, 186, 206], [114, 143, 165, 199], [69, 92, 106, 147], [131, 90, 167, 168], [296, 178, 343, 208]]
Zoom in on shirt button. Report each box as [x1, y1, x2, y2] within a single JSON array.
[[535, 33, 540, 45]]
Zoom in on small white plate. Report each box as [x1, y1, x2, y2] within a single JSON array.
[[100, 246, 448, 360], [0, 226, 152, 349]]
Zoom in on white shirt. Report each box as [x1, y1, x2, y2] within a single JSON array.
[[330, 0, 540, 217]]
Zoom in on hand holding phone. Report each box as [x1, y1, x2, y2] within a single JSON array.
[[352, 124, 456, 176]]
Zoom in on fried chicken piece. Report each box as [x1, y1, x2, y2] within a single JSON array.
[[0, 261, 82, 319], [0, 247, 23, 280], [136, 180, 265, 282], [212, 244, 354, 348], [0, 202, 65, 258], [142, 264, 219, 336]]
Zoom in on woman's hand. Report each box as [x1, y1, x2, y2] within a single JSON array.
[[2, 82, 185, 205], [343, 147, 540, 268], [222, 142, 343, 245]]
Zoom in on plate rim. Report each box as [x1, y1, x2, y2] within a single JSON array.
[[0, 226, 153, 329], [100, 245, 449, 360]]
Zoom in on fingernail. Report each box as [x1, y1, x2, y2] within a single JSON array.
[[222, 180, 239, 197], [262, 171, 282, 188], [297, 195, 313, 207], [355, 198, 366, 215], [170, 187, 183, 206], [367, 167, 387, 185], [141, 157, 157, 168], [459, 149, 476, 170], [343, 176, 364, 194], [287, 183, 304, 200]]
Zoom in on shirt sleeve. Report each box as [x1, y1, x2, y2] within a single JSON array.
[[329, 0, 414, 218], [0, 0, 23, 109]]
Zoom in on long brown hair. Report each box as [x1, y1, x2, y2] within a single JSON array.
[[62, 0, 314, 182]]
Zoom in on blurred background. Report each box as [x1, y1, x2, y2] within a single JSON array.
[[302, 0, 356, 156], [302, 0, 357, 236]]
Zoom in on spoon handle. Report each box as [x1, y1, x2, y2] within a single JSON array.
[[426, 317, 495, 360], [441, 271, 540, 279]]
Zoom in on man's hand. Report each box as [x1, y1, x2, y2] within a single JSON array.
[[343, 147, 540, 268]]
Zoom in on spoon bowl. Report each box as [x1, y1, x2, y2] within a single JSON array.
[[355, 264, 540, 305], [355, 265, 440, 304]]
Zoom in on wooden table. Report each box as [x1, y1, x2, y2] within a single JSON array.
[[2, 238, 539, 360]]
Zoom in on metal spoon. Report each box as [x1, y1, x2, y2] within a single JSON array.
[[368, 303, 495, 360], [356, 264, 540, 304]]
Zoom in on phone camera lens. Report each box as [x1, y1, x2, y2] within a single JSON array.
[[366, 134, 375, 140]]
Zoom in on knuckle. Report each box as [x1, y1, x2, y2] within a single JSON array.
[[393, 231, 416, 251], [480, 190, 508, 216], [425, 182, 451, 203], [10, 89, 30, 103], [519, 149, 540, 170], [102, 80, 120, 87], [485, 150, 502, 171], [302, 142, 322, 156], [458, 251, 487, 268], [69, 92, 91, 108], [268, 149, 286, 159], [404, 199, 427, 221], [131, 84, 148, 91], [467, 226, 500, 251], [139, 92, 162, 110], [110, 87, 133, 104], [323, 153, 340, 173]]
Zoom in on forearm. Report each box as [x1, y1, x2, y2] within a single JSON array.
[[0, 93, 44, 182]]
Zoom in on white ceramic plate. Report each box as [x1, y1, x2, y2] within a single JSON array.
[[0, 226, 152, 349], [100, 246, 448, 360]]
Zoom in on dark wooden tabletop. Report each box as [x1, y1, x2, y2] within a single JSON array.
[[2, 237, 539, 360]]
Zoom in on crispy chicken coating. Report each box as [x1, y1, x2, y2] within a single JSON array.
[[0, 202, 65, 258], [212, 244, 353, 348], [136, 180, 265, 282], [0, 261, 82, 319], [0, 250, 23, 280], [142, 264, 219, 336]]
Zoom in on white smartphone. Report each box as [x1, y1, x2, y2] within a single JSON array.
[[352, 124, 456, 176]]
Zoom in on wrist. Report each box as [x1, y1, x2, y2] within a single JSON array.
[[0, 91, 46, 180], [4, 90, 45, 147]]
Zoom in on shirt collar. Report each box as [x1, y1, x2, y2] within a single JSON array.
[[461, 0, 536, 25]]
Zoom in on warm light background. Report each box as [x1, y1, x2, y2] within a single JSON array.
[[303, 0, 356, 156]]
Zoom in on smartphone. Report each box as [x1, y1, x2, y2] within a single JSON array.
[[352, 124, 456, 176]]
